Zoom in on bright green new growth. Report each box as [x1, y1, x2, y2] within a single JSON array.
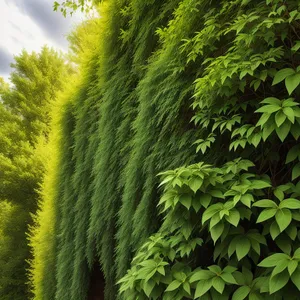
[[0, 47, 69, 300], [31, 0, 300, 299]]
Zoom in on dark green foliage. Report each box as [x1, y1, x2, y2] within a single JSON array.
[[34, 0, 300, 299]]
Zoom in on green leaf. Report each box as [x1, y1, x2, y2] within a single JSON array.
[[279, 199, 300, 209], [180, 194, 192, 210], [283, 107, 295, 123], [200, 194, 212, 208], [271, 259, 289, 277], [165, 280, 181, 292], [236, 238, 251, 260], [195, 279, 212, 298], [292, 162, 300, 180], [212, 277, 225, 294], [275, 110, 286, 127], [272, 68, 295, 85], [275, 209, 292, 232], [270, 221, 281, 240], [190, 270, 214, 282], [286, 145, 300, 163], [269, 271, 290, 294], [291, 267, 300, 290], [144, 280, 156, 297], [259, 253, 289, 267], [256, 208, 277, 223], [220, 272, 237, 284], [253, 200, 277, 208], [232, 286, 251, 300], [288, 260, 298, 276], [210, 222, 224, 243], [189, 177, 203, 193], [256, 105, 281, 114], [275, 121, 291, 142], [286, 73, 300, 95], [225, 209, 240, 227]]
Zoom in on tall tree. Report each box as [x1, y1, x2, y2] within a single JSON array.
[[0, 46, 70, 300]]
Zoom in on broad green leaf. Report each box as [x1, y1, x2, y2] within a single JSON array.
[[275, 209, 292, 232], [220, 272, 237, 284], [271, 259, 289, 277], [285, 73, 300, 95], [195, 279, 212, 298], [275, 120, 291, 142], [269, 271, 290, 294], [275, 110, 286, 127], [144, 279, 156, 297], [270, 221, 281, 240], [212, 277, 225, 294], [225, 209, 240, 227], [189, 177, 203, 193], [283, 107, 295, 123], [286, 145, 300, 163], [183, 282, 191, 295], [291, 267, 300, 290], [279, 199, 300, 209], [288, 260, 298, 276], [256, 113, 271, 127], [274, 189, 284, 201], [200, 194, 212, 208], [190, 270, 214, 282], [256, 105, 281, 114], [292, 162, 300, 180], [256, 208, 277, 223], [236, 237, 251, 261], [180, 194, 192, 210], [232, 286, 251, 300], [211, 222, 224, 243], [253, 200, 277, 208], [165, 280, 181, 292], [259, 253, 290, 267], [272, 68, 295, 85]]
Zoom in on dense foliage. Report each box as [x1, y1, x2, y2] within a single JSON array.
[[28, 0, 300, 299], [0, 47, 69, 300]]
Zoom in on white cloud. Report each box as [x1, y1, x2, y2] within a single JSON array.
[[0, 0, 86, 79]]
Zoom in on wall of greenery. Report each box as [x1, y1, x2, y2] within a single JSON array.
[[30, 0, 300, 299]]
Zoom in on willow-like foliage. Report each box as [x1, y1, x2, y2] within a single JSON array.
[[31, 0, 300, 299]]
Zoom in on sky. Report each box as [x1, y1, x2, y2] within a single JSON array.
[[0, 0, 86, 81]]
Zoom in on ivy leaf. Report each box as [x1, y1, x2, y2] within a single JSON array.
[[285, 73, 300, 95]]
